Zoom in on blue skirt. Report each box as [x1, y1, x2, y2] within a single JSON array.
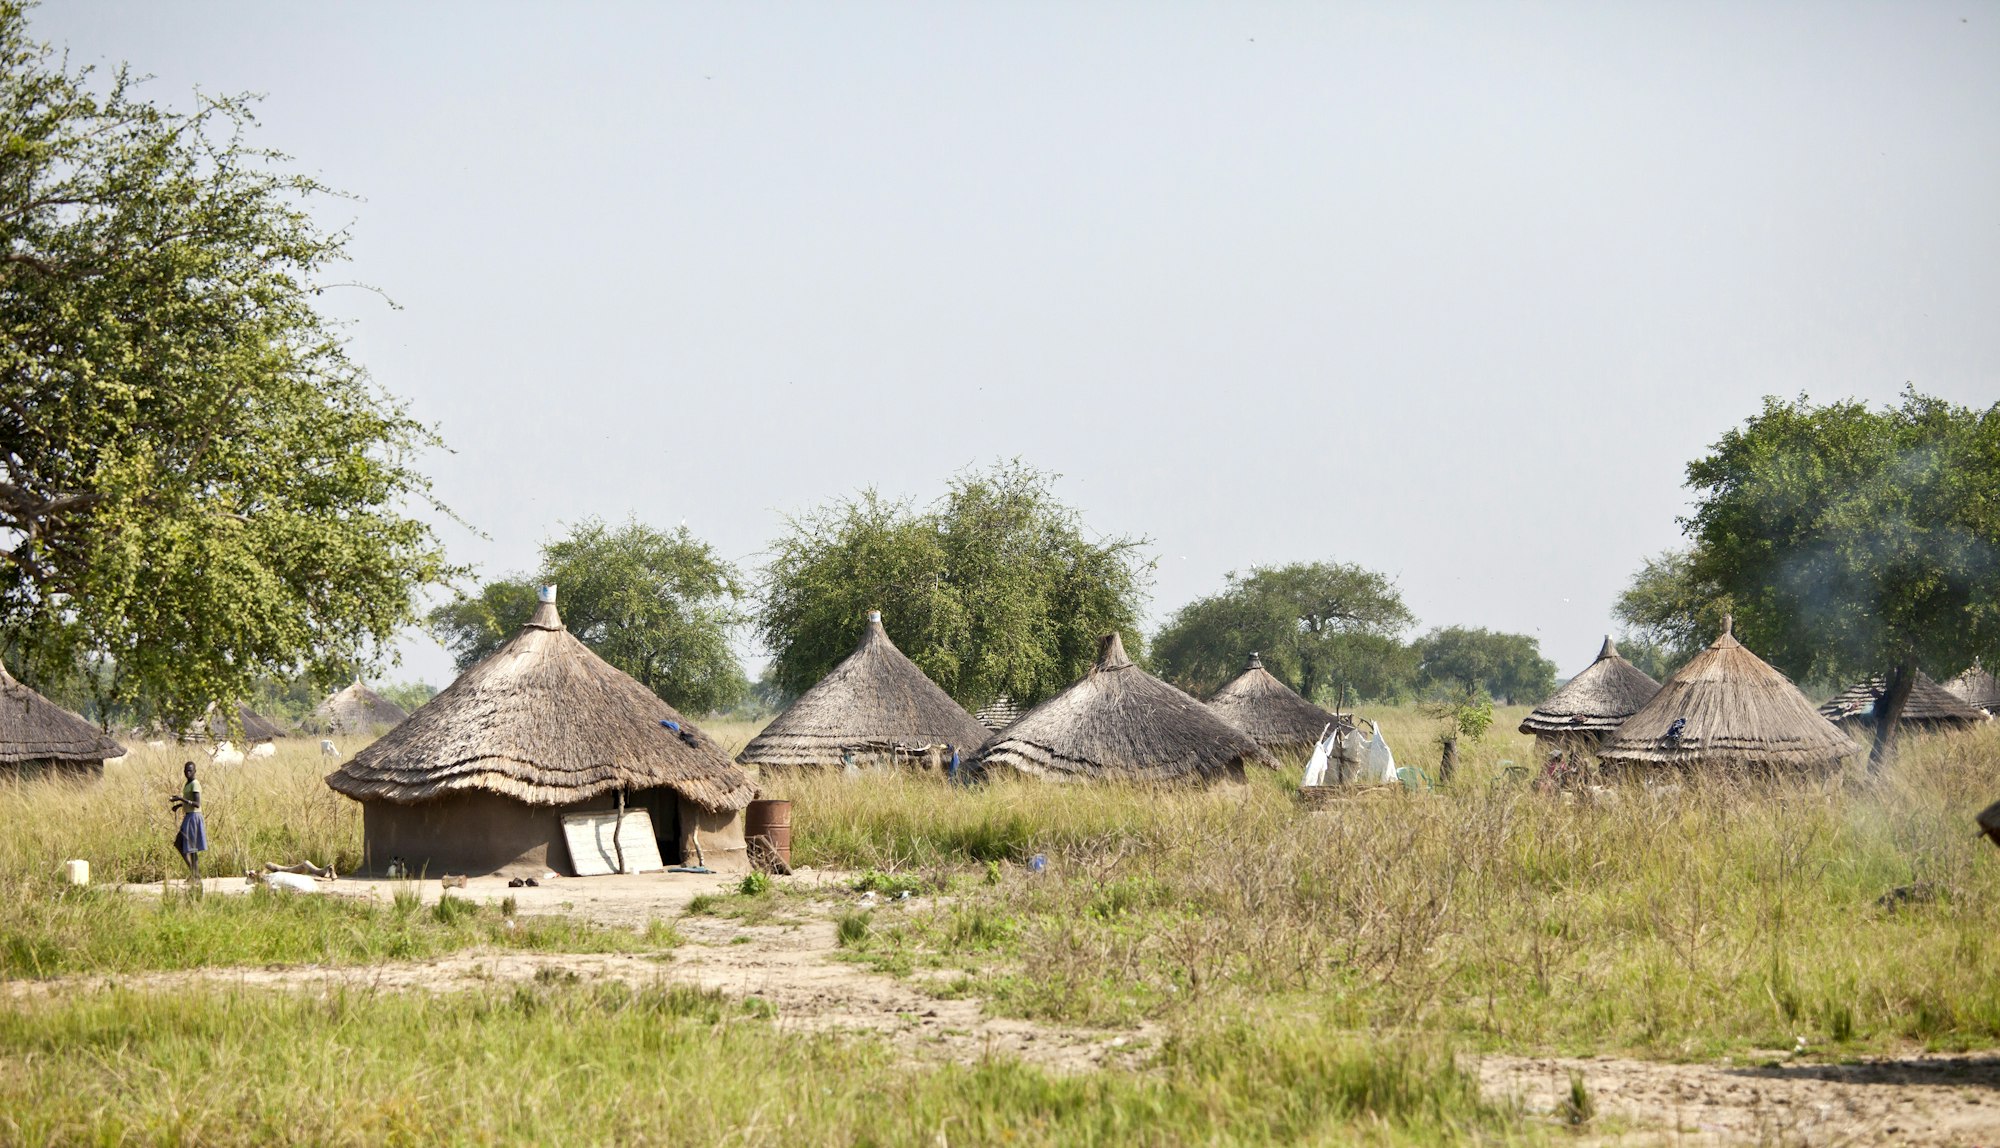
[[175, 811, 208, 855]]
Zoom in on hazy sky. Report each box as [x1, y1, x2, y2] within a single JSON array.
[[30, 2, 2000, 686]]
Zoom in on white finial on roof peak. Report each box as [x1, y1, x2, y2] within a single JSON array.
[[539, 585, 557, 603]]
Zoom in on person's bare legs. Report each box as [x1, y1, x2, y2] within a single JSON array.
[[183, 851, 200, 892]]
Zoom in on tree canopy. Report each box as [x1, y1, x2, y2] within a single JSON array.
[[0, 8, 458, 730], [1611, 548, 1730, 677], [1680, 390, 2000, 764], [430, 518, 747, 715], [758, 462, 1150, 707], [1150, 561, 1415, 705], [1413, 626, 1557, 705]]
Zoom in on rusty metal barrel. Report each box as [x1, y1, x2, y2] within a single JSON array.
[[745, 798, 792, 869]]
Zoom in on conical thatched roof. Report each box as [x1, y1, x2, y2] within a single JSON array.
[[974, 695, 1022, 733], [0, 664, 126, 767], [1518, 637, 1661, 741], [738, 612, 991, 769], [1205, 653, 1343, 752], [313, 681, 407, 735], [1597, 617, 1860, 772], [1944, 667, 2000, 715], [327, 589, 755, 811], [975, 633, 1272, 784], [1818, 671, 1988, 729], [199, 704, 289, 743]]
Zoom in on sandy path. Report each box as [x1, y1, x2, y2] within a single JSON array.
[[1482, 1052, 2000, 1145], [45, 869, 1154, 1074]]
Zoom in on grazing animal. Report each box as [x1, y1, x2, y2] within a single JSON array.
[[248, 741, 276, 760], [209, 741, 245, 766], [320, 739, 340, 758]]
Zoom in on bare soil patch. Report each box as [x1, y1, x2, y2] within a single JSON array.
[[1482, 1052, 2000, 1146]]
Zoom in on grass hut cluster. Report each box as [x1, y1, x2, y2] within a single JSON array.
[[975, 633, 1270, 784], [326, 587, 755, 876], [738, 612, 990, 772], [1596, 617, 1859, 774]]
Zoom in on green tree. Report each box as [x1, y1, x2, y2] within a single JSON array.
[[759, 462, 1150, 707], [430, 519, 747, 714], [1610, 549, 1731, 676], [1682, 390, 2000, 767], [429, 579, 542, 671], [0, 7, 458, 729], [1414, 626, 1557, 705], [1150, 562, 1417, 706]]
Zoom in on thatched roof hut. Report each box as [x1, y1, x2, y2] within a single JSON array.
[[1597, 617, 1860, 773], [326, 587, 756, 876], [975, 633, 1272, 784], [738, 612, 990, 771], [1818, 671, 1988, 730], [199, 704, 289, 744], [974, 695, 1022, 733], [0, 664, 126, 779], [1518, 637, 1661, 749], [1945, 667, 2000, 716], [313, 681, 407, 736], [1205, 653, 1345, 754]]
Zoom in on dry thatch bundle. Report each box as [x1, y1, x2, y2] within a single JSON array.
[[1597, 617, 1860, 773], [738, 612, 991, 770], [1945, 666, 2000, 715], [1204, 653, 1345, 753], [1819, 671, 1989, 730], [327, 593, 755, 813], [974, 695, 1022, 733], [312, 681, 408, 735], [976, 633, 1273, 784], [0, 664, 126, 776], [1517, 637, 1661, 747]]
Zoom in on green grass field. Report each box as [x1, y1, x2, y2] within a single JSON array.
[[3, 709, 1998, 1143]]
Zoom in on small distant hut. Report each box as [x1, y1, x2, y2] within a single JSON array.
[[1818, 671, 1988, 731], [1597, 617, 1860, 774], [313, 681, 408, 737], [975, 633, 1272, 785], [1944, 666, 2000, 717], [198, 704, 290, 745], [0, 664, 126, 780], [326, 587, 756, 875], [1205, 652, 1348, 756], [973, 695, 1022, 733], [738, 612, 991, 771], [1517, 637, 1662, 753]]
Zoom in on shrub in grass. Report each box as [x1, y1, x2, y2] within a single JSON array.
[[836, 910, 872, 948], [739, 871, 771, 897]]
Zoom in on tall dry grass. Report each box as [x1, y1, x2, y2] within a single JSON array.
[[0, 740, 363, 886], [770, 720, 2000, 1055]]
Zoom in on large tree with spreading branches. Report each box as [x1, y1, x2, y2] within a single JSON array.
[[1, 5, 458, 729]]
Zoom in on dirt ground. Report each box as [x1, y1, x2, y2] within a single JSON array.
[[1483, 1053, 2000, 1146], [57, 870, 2000, 1142]]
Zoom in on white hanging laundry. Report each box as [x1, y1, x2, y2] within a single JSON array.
[[1302, 724, 1334, 787], [1336, 727, 1366, 783], [1364, 720, 1397, 784]]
